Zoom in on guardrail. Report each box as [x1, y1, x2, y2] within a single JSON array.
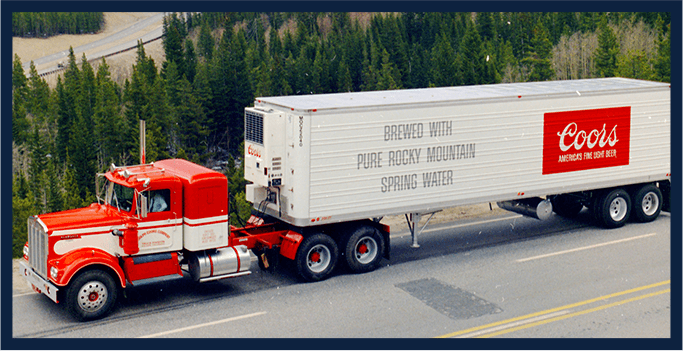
[[35, 35, 163, 78]]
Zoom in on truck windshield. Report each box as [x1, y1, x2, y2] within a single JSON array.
[[105, 180, 135, 212]]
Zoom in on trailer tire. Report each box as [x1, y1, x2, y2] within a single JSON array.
[[65, 269, 117, 321], [550, 195, 583, 218], [594, 188, 631, 228], [630, 184, 662, 223], [343, 226, 385, 273], [295, 234, 338, 282]]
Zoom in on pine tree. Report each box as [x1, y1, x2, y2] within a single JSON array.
[[27, 61, 51, 123], [28, 125, 47, 213], [337, 59, 353, 92], [55, 48, 80, 162], [62, 157, 86, 210], [311, 43, 331, 94], [406, 43, 429, 89], [12, 54, 27, 94], [45, 155, 64, 213], [94, 58, 123, 167], [13, 54, 29, 144], [198, 20, 215, 60], [184, 39, 197, 83], [594, 17, 619, 78], [653, 29, 670, 82], [430, 32, 458, 87], [377, 49, 402, 90], [146, 72, 172, 162], [162, 14, 186, 79], [270, 51, 293, 96], [616, 50, 655, 80], [361, 39, 380, 91], [460, 21, 485, 86], [523, 20, 554, 82], [12, 173, 35, 258], [477, 12, 497, 42]]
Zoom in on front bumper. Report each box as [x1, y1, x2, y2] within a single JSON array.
[[18, 260, 59, 303]]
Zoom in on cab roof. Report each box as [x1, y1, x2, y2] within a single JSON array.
[[106, 159, 224, 188]]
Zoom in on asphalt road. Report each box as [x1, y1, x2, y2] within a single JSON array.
[[11, 210, 671, 345]]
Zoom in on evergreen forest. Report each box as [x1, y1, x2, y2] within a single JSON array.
[[12, 12, 105, 37], [11, 12, 671, 257]]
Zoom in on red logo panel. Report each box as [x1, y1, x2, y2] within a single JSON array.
[[543, 107, 630, 175]]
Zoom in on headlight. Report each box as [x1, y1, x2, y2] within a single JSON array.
[[50, 266, 58, 279], [23, 245, 29, 258]]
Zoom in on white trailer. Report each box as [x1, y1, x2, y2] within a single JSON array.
[[243, 78, 670, 277]]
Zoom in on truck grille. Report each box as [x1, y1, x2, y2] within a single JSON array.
[[245, 111, 264, 145], [28, 217, 48, 279]]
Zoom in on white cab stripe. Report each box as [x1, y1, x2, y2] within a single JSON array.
[[183, 215, 229, 225], [52, 219, 183, 236]]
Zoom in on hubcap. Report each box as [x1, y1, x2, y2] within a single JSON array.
[[609, 197, 628, 222], [641, 191, 659, 216], [354, 237, 378, 264], [307, 244, 331, 273], [77, 281, 107, 312]]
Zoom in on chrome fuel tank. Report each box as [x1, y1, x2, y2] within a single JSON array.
[[188, 246, 251, 282]]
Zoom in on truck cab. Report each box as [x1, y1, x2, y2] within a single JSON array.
[[19, 159, 251, 321]]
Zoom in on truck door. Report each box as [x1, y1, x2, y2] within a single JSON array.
[[136, 187, 183, 254]]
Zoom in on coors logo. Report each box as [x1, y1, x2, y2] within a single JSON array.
[[543, 107, 630, 175]]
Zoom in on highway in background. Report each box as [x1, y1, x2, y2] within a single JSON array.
[[22, 13, 166, 77]]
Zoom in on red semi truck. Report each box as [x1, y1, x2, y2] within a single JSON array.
[[20, 78, 670, 321]]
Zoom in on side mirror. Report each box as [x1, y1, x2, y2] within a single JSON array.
[[138, 193, 148, 218]]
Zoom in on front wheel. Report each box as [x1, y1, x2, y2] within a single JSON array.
[[65, 269, 118, 321], [343, 226, 385, 273], [295, 234, 338, 282]]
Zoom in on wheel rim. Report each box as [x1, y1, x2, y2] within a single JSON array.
[[609, 197, 628, 222], [307, 244, 331, 273], [641, 191, 660, 216], [77, 280, 108, 312], [354, 237, 378, 264]]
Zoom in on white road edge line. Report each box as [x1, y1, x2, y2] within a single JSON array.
[[516, 232, 657, 263], [392, 215, 523, 238], [454, 310, 571, 338], [138, 311, 267, 338]]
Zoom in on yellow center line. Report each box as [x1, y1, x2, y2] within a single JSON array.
[[436, 280, 670, 338], [476, 288, 670, 338]]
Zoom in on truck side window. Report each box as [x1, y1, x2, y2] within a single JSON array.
[[148, 189, 171, 213]]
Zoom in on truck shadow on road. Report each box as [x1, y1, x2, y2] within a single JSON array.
[[51, 210, 668, 328]]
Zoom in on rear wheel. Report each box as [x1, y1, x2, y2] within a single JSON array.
[[65, 269, 118, 321], [594, 188, 631, 228], [343, 226, 385, 273], [295, 234, 338, 282], [630, 184, 662, 223]]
